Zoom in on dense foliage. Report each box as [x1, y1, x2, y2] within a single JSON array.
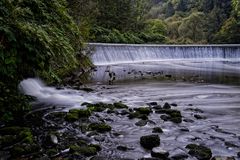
[[69, 0, 239, 44], [0, 0, 90, 122]]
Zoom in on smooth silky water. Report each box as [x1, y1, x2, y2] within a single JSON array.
[[20, 44, 240, 159]]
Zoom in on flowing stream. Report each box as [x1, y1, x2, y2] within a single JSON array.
[[20, 44, 240, 159]]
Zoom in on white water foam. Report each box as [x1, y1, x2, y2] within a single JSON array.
[[19, 78, 109, 107]]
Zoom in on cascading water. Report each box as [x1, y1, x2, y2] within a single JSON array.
[[19, 78, 109, 107], [90, 43, 240, 65]]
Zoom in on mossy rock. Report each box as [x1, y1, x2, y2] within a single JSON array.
[[113, 102, 129, 109], [65, 109, 91, 122], [89, 144, 102, 151], [65, 112, 79, 122], [128, 111, 148, 120], [134, 107, 152, 115], [10, 144, 40, 157], [0, 126, 30, 135], [140, 134, 160, 149], [86, 102, 114, 112], [0, 127, 33, 147], [156, 109, 182, 123], [88, 123, 112, 133], [69, 145, 97, 156], [186, 144, 212, 160]]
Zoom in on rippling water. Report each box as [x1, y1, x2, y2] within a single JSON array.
[[20, 58, 240, 159]]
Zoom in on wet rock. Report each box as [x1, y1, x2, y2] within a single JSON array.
[[163, 103, 171, 109], [211, 156, 235, 160], [152, 127, 163, 133], [183, 118, 195, 123], [45, 133, 58, 145], [65, 112, 79, 122], [180, 127, 189, 132], [158, 109, 182, 123], [135, 120, 148, 127], [225, 142, 239, 148], [134, 107, 152, 115], [151, 147, 169, 159], [117, 145, 128, 151], [140, 134, 160, 149], [120, 109, 130, 115], [147, 102, 158, 106], [194, 114, 206, 120], [89, 144, 102, 151], [165, 74, 172, 78], [238, 152, 240, 158], [160, 115, 171, 121], [114, 102, 129, 109], [128, 111, 148, 120], [186, 144, 212, 160], [69, 145, 97, 156], [88, 123, 112, 133], [171, 103, 178, 107]]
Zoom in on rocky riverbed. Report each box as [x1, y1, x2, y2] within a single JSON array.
[[1, 80, 240, 160]]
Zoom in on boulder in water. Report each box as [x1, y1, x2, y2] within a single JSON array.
[[88, 123, 112, 133], [140, 134, 160, 149], [186, 144, 212, 160]]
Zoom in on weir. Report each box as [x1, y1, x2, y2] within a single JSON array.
[[89, 43, 240, 65]]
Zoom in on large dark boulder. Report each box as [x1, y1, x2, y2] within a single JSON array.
[[186, 144, 212, 160], [140, 134, 160, 149]]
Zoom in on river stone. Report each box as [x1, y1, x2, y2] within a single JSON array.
[[140, 134, 160, 149], [151, 147, 169, 159], [171, 103, 178, 107], [117, 145, 128, 151], [147, 102, 158, 106], [163, 103, 171, 109], [135, 120, 148, 127], [186, 144, 212, 160], [152, 127, 163, 133], [194, 114, 206, 120], [160, 115, 171, 121]]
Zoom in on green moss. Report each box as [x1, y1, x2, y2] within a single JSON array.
[[113, 102, 129, 109], [70, 145, 97, 156], [135, 107, 152, 115], [65, 112, 79, 122], [88, 123, 112, 133], [128, 111, 149, 120], [89, 144, 102, 151], [156, 109, 182, 123]]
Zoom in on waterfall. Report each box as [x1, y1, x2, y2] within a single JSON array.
[[89, 43, 240, 65]]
